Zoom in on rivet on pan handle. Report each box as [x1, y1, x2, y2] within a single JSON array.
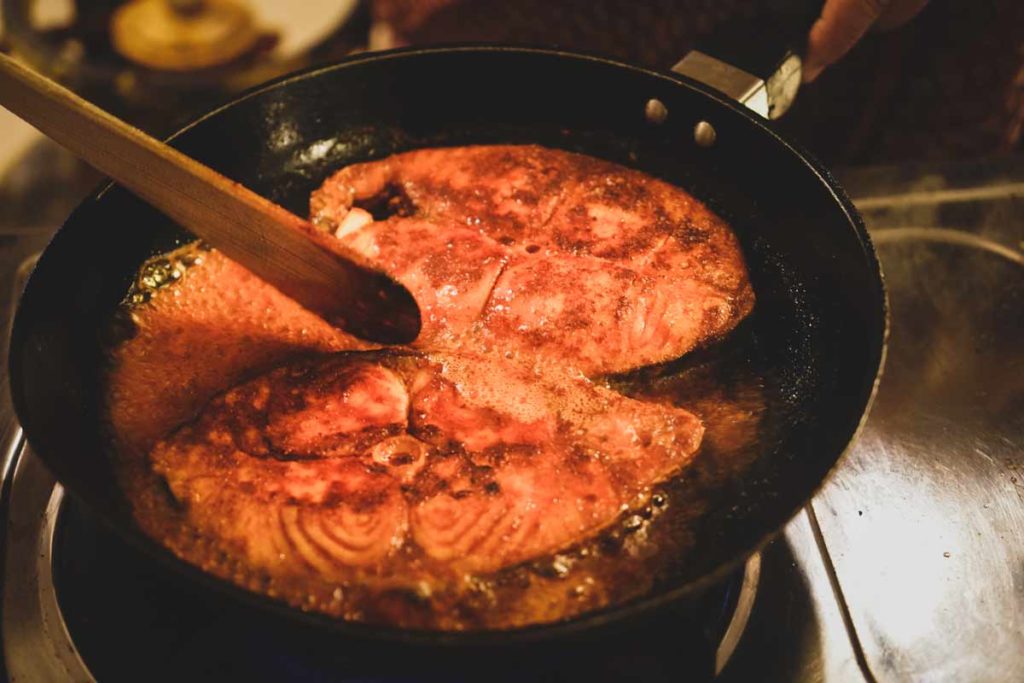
[[672, 11, 817, 119]]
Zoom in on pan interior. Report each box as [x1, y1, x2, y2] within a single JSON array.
[[9, 48, 884, 636]]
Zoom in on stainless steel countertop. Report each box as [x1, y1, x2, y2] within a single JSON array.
[[814, 160, 1024, 682]]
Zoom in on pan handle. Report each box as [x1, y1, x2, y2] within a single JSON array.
[[673, 9, 818, 120]]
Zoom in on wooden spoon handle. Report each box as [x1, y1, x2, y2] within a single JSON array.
[[0, 53, 420, 344]]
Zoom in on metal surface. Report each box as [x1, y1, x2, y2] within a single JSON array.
[[763, 53, 801, 120], [785, 509, 870, 682], [644, 97, 669, 125], [814, 235, 1024, 680], [673, 51, 770, 118], [715, 552, 760, 675], [0, 245, 90, 681], [672, 51, 801, 120], [1, 443, 92, 682], [811, 164, 1024, 681], [694, 120, 717, 147], [721, 509, 870, 682]]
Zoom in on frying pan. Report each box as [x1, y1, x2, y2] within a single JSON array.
[[7, 43, 885, 661]]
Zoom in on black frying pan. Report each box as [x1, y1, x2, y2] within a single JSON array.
[[8, 45, 885, 654]]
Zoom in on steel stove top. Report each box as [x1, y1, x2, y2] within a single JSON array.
[[0, 121, 1020, 681]]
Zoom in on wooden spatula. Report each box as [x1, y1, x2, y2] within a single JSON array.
[[0, 53, 420, 344]]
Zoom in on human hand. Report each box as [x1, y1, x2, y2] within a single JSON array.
[[803, 0, 930, 82]]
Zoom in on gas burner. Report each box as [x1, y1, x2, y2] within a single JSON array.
[[2, 437, 760, 681]]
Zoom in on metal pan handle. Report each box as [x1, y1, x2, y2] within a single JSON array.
[[673, 8, 819, 120]]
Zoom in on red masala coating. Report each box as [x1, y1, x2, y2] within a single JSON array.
[[108, 144, 754, 627], [311, 144, 754, 373], [106, 249, 371, 456], [339, 217, 507, 346], [150, 351, 703, 581]]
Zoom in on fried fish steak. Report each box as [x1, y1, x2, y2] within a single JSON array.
[[105, 248, 372, 456], [147, 350, 703, 606], [109, 144, 756, 629], [311, 144, 754, 374]]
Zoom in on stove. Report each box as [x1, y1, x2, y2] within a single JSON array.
[[0, 101, 1021, 682]]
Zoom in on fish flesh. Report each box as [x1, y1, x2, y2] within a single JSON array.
[[311, 145, 754, 374], [108, 144, 754, 627], [150, 351, 703, 584]]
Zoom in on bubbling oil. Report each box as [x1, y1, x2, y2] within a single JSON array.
[[105, 245, 772, 631]]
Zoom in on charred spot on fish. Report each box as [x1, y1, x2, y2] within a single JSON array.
[[524, 244, 540, 254], [699, 303, 733, 340], [390, 453, 414, 466], [409, 423, 444, 443], [354, 182, 416, 221], [676, 224, 712, 246], [231, 480, 255, 496], [484, 481, 501, 495], [613, 294, 632, 323], [552, 233, 589, 254], [266, 448, 321, 462], [438, 441, 466, 457]]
